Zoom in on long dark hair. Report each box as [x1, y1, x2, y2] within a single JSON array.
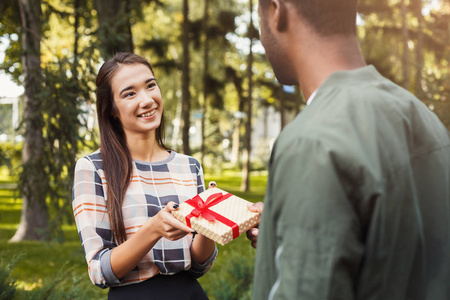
[[96, 52, 169, 244]]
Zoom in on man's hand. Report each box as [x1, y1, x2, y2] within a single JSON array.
[[246, 202, 264, 248]]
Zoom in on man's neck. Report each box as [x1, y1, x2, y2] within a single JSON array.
[[294, 35, 366, 100]]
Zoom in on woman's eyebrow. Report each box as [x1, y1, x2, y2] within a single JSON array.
[[120, 85, 134, 95], [119, 78, 156, 95]]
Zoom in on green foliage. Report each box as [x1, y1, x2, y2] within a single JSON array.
[[15, 264, 85, 300], [0, 184, 108, 299], [0, 251, 91, 300], [0, 0, 22, 82], [357, 0, 449, 128], [38, 54, 95, 233], [0, 253, 19, 300], [0, 142, 22, 171], [209, 247, 255, 300]]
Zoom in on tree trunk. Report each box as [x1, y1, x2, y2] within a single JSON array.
[[201, 0, 209, 166], [10, 0, 49, 242], [230, 118, 241, 165], [230, 100, 245, 166], [73, 0, 80, 78], [229, 68, 245, 166], [263, 106, 268, 139], [94, 0, 133, 59], [401, 0, 409, 89], [414, 0, 423, 96], [241, 0, 253, 192], [181, 0, 191, 155]]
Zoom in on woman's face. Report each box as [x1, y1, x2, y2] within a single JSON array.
[[110, 63, 163, 139]]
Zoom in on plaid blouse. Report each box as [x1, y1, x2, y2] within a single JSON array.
[[72, 150, 217, 288]]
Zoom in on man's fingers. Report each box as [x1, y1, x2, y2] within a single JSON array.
[[246, 228, 259, 239], [250, 227, 259, 237], [247, 202, 264, 214]]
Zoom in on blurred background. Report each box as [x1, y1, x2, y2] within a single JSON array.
[[0, 0, 448, 298]]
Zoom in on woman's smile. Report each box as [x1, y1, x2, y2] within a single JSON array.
[[138, 108, 157, 118]]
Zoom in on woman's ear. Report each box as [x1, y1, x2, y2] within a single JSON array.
[[111, 102, 120, 120], [272, 0, 288, 32]]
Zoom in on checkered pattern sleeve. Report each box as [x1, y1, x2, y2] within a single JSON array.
[[195, 159, 206, 195], [72, 155, 115, 288]]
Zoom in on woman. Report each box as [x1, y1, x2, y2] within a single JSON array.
[[72, 52, 216, 299]]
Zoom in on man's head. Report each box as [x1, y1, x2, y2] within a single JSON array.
[[258, 0, 358, 84], [258, 0, 358, 36]]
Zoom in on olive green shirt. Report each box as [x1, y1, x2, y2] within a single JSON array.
[[253, 66, 450, 300]]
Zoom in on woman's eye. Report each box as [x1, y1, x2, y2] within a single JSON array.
[[147, 83, 156, 89], [124, 92, 135, 98]]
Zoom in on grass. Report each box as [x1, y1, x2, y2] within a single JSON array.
[[0, 170, 267, 299]]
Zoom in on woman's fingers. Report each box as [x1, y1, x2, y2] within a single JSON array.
[[163, 201, 191, 231], [165, 213, 192, 233], [208, 181, 217, 188], [157, 202, 192, 240], [163, 201, 181, 212]]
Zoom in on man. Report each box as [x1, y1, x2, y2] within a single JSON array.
[[248, 0, 450, 299]]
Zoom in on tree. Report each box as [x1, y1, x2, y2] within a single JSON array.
[[228, 66, 246, 166], [10, 0, 48, 241], [401, 0, 410, 89], [181, 0, 191, 155], [413, 0, 424, 96], [241, 0, 254, 192], [1, 0, 100, 242], [94, 0, 133, 58], [200, 0, 210, 166], [358, 0, 449, 129]]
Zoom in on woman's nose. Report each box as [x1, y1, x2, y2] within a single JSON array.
[[139, 92, 154, 107]]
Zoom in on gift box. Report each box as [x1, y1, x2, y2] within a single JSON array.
[[172, 187, 260, 245]]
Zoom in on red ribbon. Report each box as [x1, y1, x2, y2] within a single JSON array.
[[185, 192, 240, 239]]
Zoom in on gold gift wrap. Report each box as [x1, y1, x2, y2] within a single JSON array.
[[172, 187, 260, 245]]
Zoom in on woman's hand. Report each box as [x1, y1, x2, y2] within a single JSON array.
[[153, 201, 192, 241], [246, 202, 264, 248], [110, 201, 191, 279]]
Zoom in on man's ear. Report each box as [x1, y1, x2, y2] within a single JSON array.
[[272, 0, 288, 31]]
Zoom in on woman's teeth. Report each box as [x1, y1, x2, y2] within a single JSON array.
[[139, 110, 156, 117]]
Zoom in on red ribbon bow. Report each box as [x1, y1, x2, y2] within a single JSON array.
[[185, 192, 240, 239]]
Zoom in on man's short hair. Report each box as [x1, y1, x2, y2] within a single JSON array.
[[259, 0, 357, 36]]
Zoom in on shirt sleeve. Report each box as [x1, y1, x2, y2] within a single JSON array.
[[72, 157, 120, 288], [189, 245, 218, 278], [259, 137, 364, 300], [195, 160, 206, 194]]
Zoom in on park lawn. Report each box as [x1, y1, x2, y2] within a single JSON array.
[[0, 171, 267, 299]]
